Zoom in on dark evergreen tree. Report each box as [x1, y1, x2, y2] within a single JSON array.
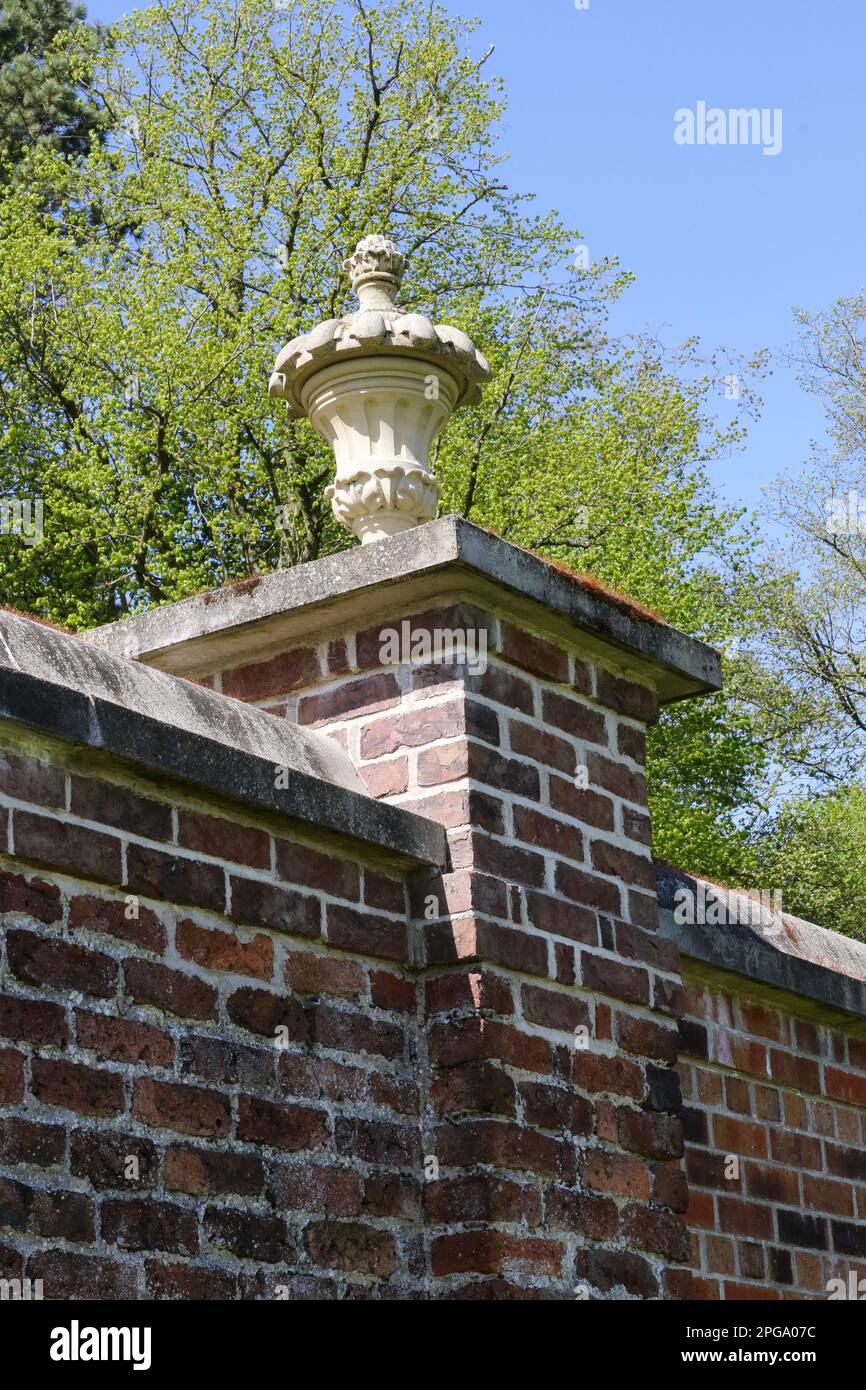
[[0, 0, 105, 178]]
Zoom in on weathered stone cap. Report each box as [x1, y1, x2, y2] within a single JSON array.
[[85, 516, 722, 703], [0, 609, 446, 867], [657, 863, 866, 1022]]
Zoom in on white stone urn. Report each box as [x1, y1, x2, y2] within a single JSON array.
[[269, 235, 490, 544]]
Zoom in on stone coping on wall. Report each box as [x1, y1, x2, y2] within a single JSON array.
[[84, 516, 723, 703], [657, 863, 866, 1027], [0, 611, 446, 871]]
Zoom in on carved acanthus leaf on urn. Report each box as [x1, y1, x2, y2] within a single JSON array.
[[268, 234, 490, 544]]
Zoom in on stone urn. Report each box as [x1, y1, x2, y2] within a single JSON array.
[[269, 235, 490, 544]]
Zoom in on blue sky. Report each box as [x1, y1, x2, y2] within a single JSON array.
[[86, 0, 866, 525]]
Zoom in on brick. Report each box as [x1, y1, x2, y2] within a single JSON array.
[[7, 929, 117, 998], [596, 668, 658, 722], [617, 1108, 683, 1159], [0, 1177, 94, 1242], [434, 1118, 566, 1177], [521, 983, 590, 1033], [275, 841, 360, 901], [0, 993, 67, 1045], [0, 1047, 24, 1102], [652, 1162, 689, 1212], [622, 1203, 690, 1260], [103, 1199, 198, 1255], [180, 1036, 275, 1090], [472, 835, 546, 888], [222, 645, 321, 701], [362, 870, 406, 914], [237, 1094, 328, 1151], [309, 1002, 404, 1060], [70, 1130, 158, 1189], [361, 702, 463, 758], [426, 916, 548, 977], [0, 868, 62, 923], [546, 1187, 617, 1239], [581, 952, 649, 1005], [125, 958, 217, 1021], [803, 1175, 854, 1217], [75, 1010, 174, 1067], [424, 1176, 541, 1226], [0, 1117, 65, 1166], [777, 1210, 827, 1250], [31, 1057, 124, 1117], [499, 623, 569, 683], [145, 1260, 238, 1301], [541, 690, 607, 746], [769, 1049, 821, 1094], [70, 776, 171, 840], [825, 1066, 866, 1108], [69, 894, 166, 953], [548, 775, 615, 831], [360, 757, 408, 797], [0, 748, 65, 807], [586, 752, 646, 804], [165, 1145, 264, 1196], [510, 721, 576, 776], [573, 1247, 657, 1299], [370, 970, 414, 1013], [617, 723, 646, 763], [298, 673, 400, 725], [432, 1230, 563, 1278], [230, 877, 320, 939], [831, 1221, 866, 1258], [176, 917, 273, 981], [133, 1078, 231, 1138], [746, 1162, 801, 1206], [555, 862, 621, 914], [127, 843, 224, 910], [572, 1049, 644, 1099], [622, 812, 652, 853], [178, 811, 271, 869], [590, 839, 654, 889], [284, 949, 366, 999], [431, 1059, 516, 1117], [268, 1163, 362, 1216], [204, 1206, 294, 1263], [334, 1115, 418, 1169], [469, 661, 535, 714], [716, 1196, 774, 1240], [326, 904, 407, 962], [513, 805, 583, 861], [279, 1052, 367, 1103], [14, 810, 122, 885], [583, 1145, 650, 1200], [520, 1081, 593, 1134], [226, 985, 307, 1041], [424, 968, 514, 1017], [526, 889, 597, 946], [28, 1250, 137, 1301], [615, 1012, 678, 1062], [305, 1220, 396, 1278]]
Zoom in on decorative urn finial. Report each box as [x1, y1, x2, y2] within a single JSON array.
[[269, 234, 490, 544]]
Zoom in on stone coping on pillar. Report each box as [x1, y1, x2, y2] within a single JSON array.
[[85, 516, 723, 703]]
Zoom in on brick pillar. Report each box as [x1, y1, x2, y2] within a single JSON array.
[[199, 596, 691, 1297]]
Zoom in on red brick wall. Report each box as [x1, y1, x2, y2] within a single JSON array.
[[680, 975, 866, 1299], [0, 737, 421, 1299]]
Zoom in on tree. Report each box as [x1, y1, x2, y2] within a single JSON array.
[[0, 0, 784, 902], [761, 293, 866, 787], [752, 788, 866, 942], [0, 0, 106, 179]]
